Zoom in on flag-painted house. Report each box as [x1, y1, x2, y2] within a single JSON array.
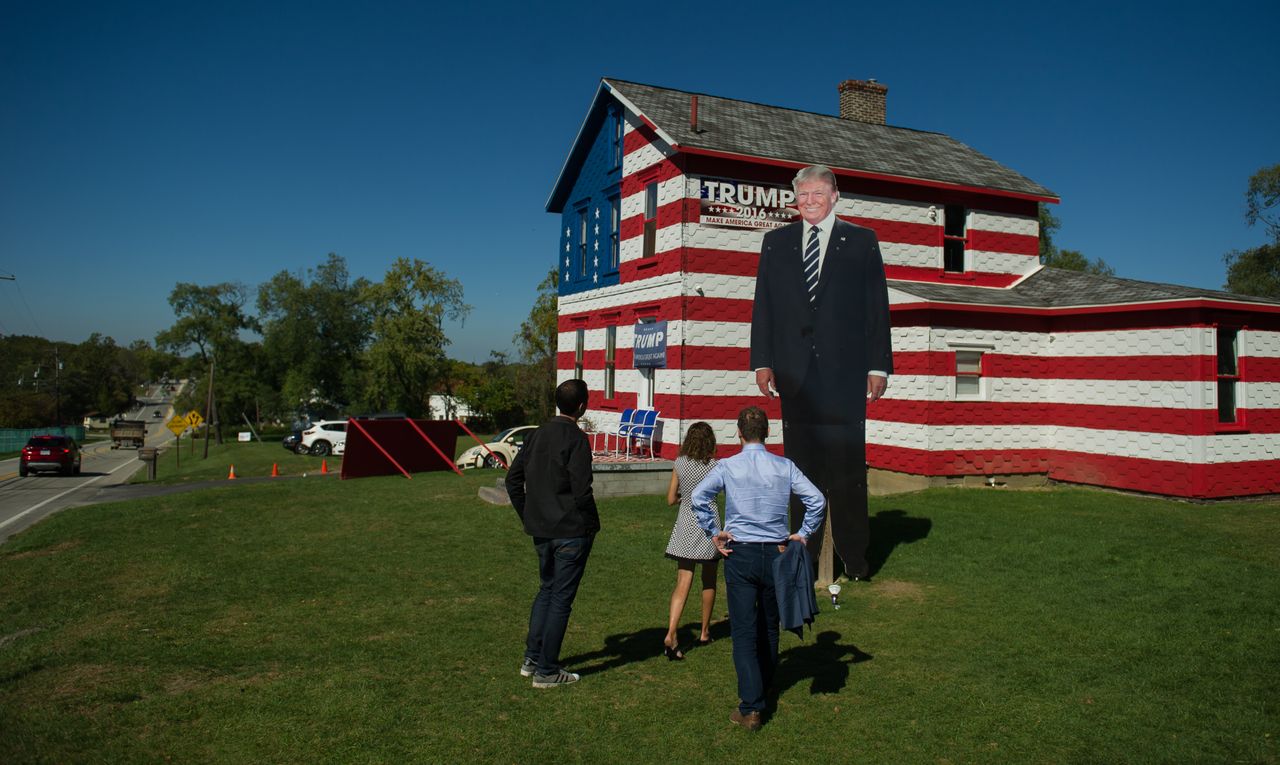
[[546, 78, 1280, 499]]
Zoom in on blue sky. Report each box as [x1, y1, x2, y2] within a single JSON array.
[[2, 0, 1276, 362]]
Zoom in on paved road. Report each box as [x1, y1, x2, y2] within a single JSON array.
[[0, 384, 178, 544]]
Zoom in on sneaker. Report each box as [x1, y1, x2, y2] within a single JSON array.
[[519, 658, 536, 677], [531, 669, 580, 688]]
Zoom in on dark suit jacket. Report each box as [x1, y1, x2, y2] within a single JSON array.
[[749, 218, 893, 399], [774, 539, 820, 638], [505, 417, 600, 538]]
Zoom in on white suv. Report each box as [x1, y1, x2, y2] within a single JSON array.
[[300, 420, 348, 456]]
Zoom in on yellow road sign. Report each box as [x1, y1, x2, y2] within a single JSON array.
[[186, 410, 205, 428], [166, 415, 190, 436]]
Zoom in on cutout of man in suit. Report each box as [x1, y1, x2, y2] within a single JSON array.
[[750, 164, 893, 579]]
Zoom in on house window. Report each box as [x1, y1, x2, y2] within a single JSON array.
[[574, 328, 585, 379], [943, 204, 967, 273], [955, 349, 983, 398], [609, 195, 620, 270], [612, 108, 624, 168], [1217, 328, 1240, 424], [578, 207, 589, 277], [642, 182, 658, 259], [604, 326, 616, 398]]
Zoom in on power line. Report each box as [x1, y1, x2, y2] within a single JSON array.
[[15, 281, 42, 336]]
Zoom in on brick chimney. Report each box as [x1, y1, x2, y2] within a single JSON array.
[[838, 79, 888, 125]]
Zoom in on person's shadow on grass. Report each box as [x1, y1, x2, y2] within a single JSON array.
[[772, 630, 872, 697], [559, 619, 731, 676], [866, 508, 932, 578]]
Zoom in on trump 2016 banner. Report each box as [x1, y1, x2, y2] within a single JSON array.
[[633, 321, 668, 368], [699, 177, 798, 230]]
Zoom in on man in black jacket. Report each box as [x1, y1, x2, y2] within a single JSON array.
[[505, 378, 599, 688]]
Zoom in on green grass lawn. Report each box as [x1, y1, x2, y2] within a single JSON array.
[[1, 475, 1277, 763]]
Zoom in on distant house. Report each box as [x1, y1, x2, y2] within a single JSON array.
[[546, 77, 1280, 498], [83, 412, 113, 429], [428, 394, 474, 422]]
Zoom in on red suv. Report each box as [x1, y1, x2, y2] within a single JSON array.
[[19, 435, 83, 477]]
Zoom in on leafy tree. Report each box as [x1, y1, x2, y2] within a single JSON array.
[[1244, 164, 1280, 240], [361, 258, 469, 417], [1044, 248, 1115, 277], [456, 353, 524, 429], [156, 282, 261, 440], [0, 390, 50, 429], [126, 340, 181, 386], [63, 334, 135, 418], [1038, 204, 1061, 263], [1224, 163, 1280, 299], [0, 334, 148, 427], [156, 282, 259, 364], [257, 253, 371, 416], [1224, 243, 1280, 299], [0, 335, 63, 426], [513, 268, 559, 422]]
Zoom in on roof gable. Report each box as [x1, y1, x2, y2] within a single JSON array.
[[547, 83, 616, 213]]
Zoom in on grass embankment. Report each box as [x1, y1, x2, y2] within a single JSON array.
[[1, 477, 1277, 763], [132, 431, 492, 484], [130, 437, 335, 484]]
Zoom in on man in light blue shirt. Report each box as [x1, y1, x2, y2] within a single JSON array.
[[692, 406, 825, 730]]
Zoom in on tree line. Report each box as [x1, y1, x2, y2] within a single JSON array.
[[156, 254, 559, 437], [0, 334, 174, 428], [1224, 164, 1280, 299], [0, 255, 559, 435]]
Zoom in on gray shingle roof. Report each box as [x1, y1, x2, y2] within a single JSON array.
[[890, 267, 1280, 308], [606, 78, 1056, 200]]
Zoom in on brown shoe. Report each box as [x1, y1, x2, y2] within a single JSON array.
[[730, 709, 762, 731]]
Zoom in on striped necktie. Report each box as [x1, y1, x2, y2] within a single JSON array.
[[803, 225, 820, 302]]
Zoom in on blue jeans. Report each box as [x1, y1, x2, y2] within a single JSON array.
[[723, 540, 782, 714], [525, 534, 595, 676]]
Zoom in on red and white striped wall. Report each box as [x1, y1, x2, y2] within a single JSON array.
[[868, 324, 1280, 497]]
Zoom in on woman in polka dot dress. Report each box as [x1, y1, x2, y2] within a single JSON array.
[[661, 422, 721, 660]]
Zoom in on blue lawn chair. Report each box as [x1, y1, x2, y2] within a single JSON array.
[[627, 409, 660, 460], [611, 408, 637, 456]]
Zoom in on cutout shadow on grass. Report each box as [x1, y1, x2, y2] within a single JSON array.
[[866, 508, 932, 578], [772, 630, 873, 698]]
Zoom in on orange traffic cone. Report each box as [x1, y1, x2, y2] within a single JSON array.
[[321, 459, 329, 475], [227, 464, 237, 480], [271, 463, 279, 477]]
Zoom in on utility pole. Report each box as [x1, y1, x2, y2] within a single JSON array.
[[53, 345, 62, 427], [203, 356, 215, 459]]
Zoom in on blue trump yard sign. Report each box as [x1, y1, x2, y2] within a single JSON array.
[[633, 321, 667, 368]]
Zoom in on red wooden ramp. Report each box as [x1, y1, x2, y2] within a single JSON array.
[[340, 418, 462, 480]]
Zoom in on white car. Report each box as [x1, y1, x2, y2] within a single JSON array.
[[300, 420, 348, 456], [455, 425, 536, 469]]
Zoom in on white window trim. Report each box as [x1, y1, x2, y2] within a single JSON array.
[[950, 343, 993, 401]]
